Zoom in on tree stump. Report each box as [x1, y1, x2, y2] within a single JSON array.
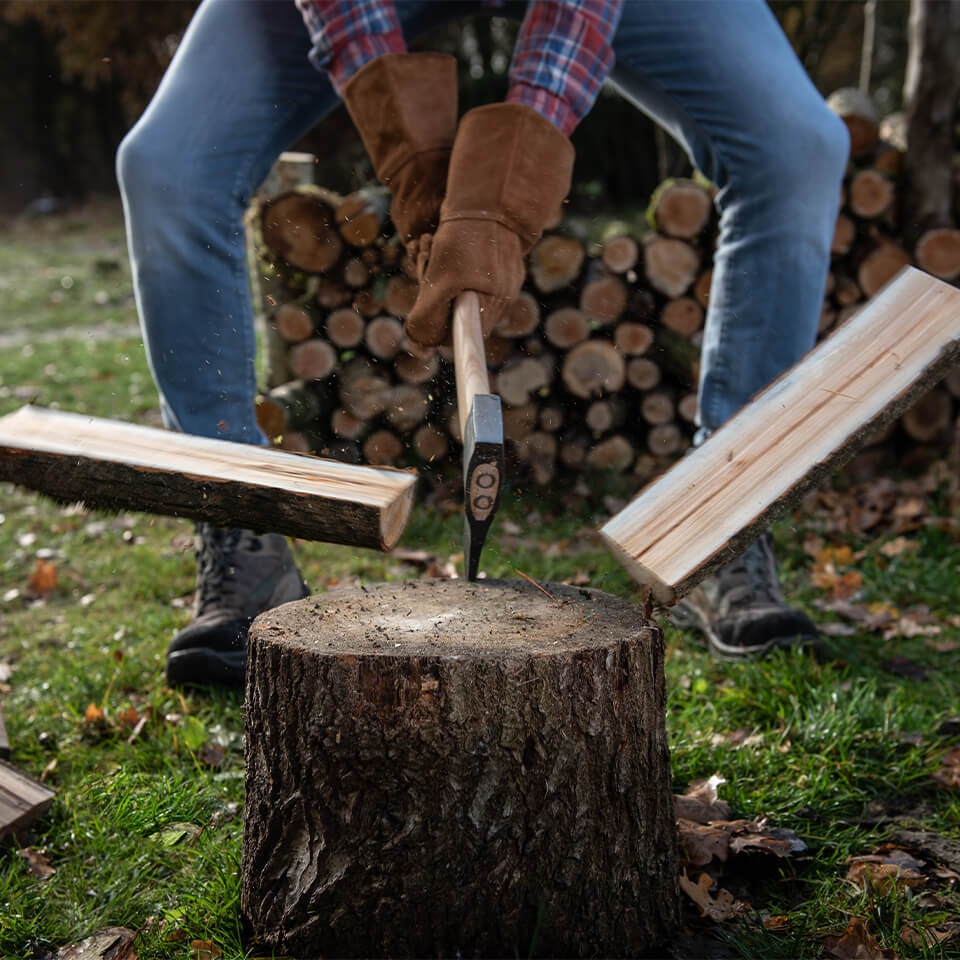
[[241, 578, 678, 958]]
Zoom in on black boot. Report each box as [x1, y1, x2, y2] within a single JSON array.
[[672, 531, 818, 661], [166, 523, 309, 687]]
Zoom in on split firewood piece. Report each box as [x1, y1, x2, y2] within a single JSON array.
[[363, 429, 405, 466], [0, 405, 417, 550], [1, 760, 55, 840], [384, 276, 419, 318], [693, 269, 712, 308], [261, 189, 344, 273], [649, 179, 713, 239], [335, 187, 389, 247], [626, 357, 662, 391], [413, 424, 448, 463], [586, 434, 635, 471], [901, 388, 953, 444], [915, 228, 960, 281], [502, 403, 538, 442], [288, 338, 337, 382], [326, 307, 366, 348], [832, 214, 857, 256], [385, 384, 430, 433], [365, 316, 404, 360], [342, 257, 370, 289], [580, 270, 628, 325], [678, 393, 698, 424], [646, 423, 685, 457], [643, 235, 700, 298], [660, 297, 704, 337], [857, 243, 911, 297], [529, 234, 586, 293], [495, 291, 541, 338], [331, 408, 367, 441], [279, 431, 313, 454], [545, 307, 590, 349], [394, 349, 439, 385], [601, 235, 639, 274], [586, 399, 624, 435], [848, 169, 894, 219], [601, 267, 960, 604], [339, 371, 392, 420], [614, 322, 654, 356], [640, 391, 676, 426], [562, 340, 626, 399], [495, 357, 552, 408], [273, 303, 315, 343], [827, 87, 879, 157]]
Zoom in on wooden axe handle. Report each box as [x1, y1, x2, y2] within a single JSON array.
[[453, 291, 489, 437]]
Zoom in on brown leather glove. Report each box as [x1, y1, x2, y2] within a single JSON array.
[[405, 103, 575, 347], [342, 53, 457, 244]]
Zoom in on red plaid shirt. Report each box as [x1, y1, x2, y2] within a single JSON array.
[[296, 0, 623, 135]]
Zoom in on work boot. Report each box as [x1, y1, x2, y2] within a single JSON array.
[[166, 523, 309, 688], [671, 531, 818, 661]]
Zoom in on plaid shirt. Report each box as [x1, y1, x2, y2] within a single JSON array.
[[296, 0, 623, 135]]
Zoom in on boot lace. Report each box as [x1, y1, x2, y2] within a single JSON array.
[[715, 532, 783, 612], [194, 524, 246, 617]]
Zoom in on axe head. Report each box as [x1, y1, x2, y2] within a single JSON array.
[[462, 393, 504, 580]]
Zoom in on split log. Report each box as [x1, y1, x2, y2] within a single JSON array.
[[502, 403, 538, 442], [496, 357, 551, 408], [901, 387, 953, 444], [1, 760, 55, 840], [495, 291, 541, 338], [601, 268, 960, 604], [385, 384, 430, 433], [649, 178, 713, 239], [827, 87, 879, 157], [529, 234, 585, 293], [614, 322, 655, 356], [832, 214, 857, 256], [562, 340, 626, 399], [641, 391, 676, 426], [365, 316, 404, 360], [363, 429, 404, 465], [340, 372, 392, 420], [914, 228, 960, 281], [255, 396, 288, 440], [273, 303, 315, 343], [677, 393, 698, 424], [646, 423, 685, 457], [642, 235, 700, 298], [586, 434, 635, 471], [580, 272, 628, 325], [335, 187, 389, 247], [342, 257, 370, 289], [626, 357, 662, 391], [544, 307, 590, 348], [242, 578, 678, 958], [0, 405, 416, 550], [394, 350, 439, 385], [384, 276, 419, 318], [412, 424, 448, 463], [857, 243, 912, 297], [848, 169, 894, 219], [660, 297, 703, 337], [326, 307, 366, 348], [288, 339, 337, 382], [331, 408, 367, 441], [601, 234, 639, 274], [278, 431, 313, 454], [261, 190, 344, 273], [586, 399, 623, 434]]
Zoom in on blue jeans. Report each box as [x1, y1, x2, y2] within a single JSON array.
[[117, 0, 848, 445]]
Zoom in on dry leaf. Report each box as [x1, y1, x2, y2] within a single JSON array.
[[198, 741, 227, 768], [679, 871, 750, 921], [84, 703, 105, 724], [824, 918, 900, 960], [674, 774, 732, 823], [879, 537, 920, 558], [28, 558, 57, 596], [901, 924, 960, 947], [57, 927, 137, 960], [728, 822, 807, 858], [932, 747, 960, 789], [763, 915, 791, 930], [927, 637, 960, 652], [424, 560, 458, 579], [18, 846, 55, 879], [190, 941, 222, 960], [677, 819, 732, 866], [846, 860, 925, 894], [708, 729, 765, 748]]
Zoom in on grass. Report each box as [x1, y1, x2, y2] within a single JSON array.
[[1, 205, 959, 959]]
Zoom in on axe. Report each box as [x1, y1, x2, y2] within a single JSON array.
[[453, 291, 504, 580]]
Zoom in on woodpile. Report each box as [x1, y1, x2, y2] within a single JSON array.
[[247, 135, 960, 491]]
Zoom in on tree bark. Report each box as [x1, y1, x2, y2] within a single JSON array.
[[242, 578, 679, 959]]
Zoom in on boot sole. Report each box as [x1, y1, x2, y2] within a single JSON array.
[[671, 603, 795, 662], [166, 647, 246, 688]]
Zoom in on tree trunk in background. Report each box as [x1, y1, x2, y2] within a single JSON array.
[[902, 0, 960, 239]]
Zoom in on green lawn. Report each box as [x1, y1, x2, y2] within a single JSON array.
[[1, 205, 959, 959]]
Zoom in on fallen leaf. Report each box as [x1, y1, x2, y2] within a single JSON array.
[[198, 740, 227, 768], [928, 637, 960, 652], [679, 871, 750, 921], [932, 747, 960, 790], [0, 659, 13, 683], [84, 703, 105, 724], [677, 819, 732, 866], [57, 926, 137, 960], [901, 924, 960, 947], [151, 822, 202, 847], [824, 918, 900, 960], [763, 915, 791, 930], [18, 846, 55, 879], [28, 558, 58, 596], [879, 537, 920, 558], [674, 774, 732, 823], [728, 822, 807, 858], [190, 941, 222, 960], [424, 559, 458, 579], [708, 729, 765, 749], [803, 533, 825, 557], [846, 859, 925, 894], [116, 707, 139, 730]]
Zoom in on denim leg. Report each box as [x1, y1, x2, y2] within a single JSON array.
[[116, 0, 454, 443], [609, 0, 849, 435]]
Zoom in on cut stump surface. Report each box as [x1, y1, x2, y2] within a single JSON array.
[[242, 578, 678, 958]]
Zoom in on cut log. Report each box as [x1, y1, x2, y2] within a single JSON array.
[[914, 228, 960, 281], [340, 372, 392, 420], [544, 307, 589, 349], [640, 391, 676, 426], [273, 303, 315, 343], [586, 399, 624, 435], [261, 190, 344, 273], [1, 759, 55, 840], [0, 405, 416, 550], [601, 234, 639, 274], [502, 403, 538, 442], [529, 234, 585, 293], [335, 187, 389, 247], [848, 169, 894, 219], [315, 278, 352, 310], [642, 235, 700, 298], [857, 244, 912, 297], [278, 430, 312, 454], [288, 338, 337, 382], [331, 408, 367, 441], [242, 579, 678, 958], [562, 340, 626, 399], [363, 429, 404, 465], [614, 322, 655, 356], [677, 393, 698, 424], [901, 387, 953, 444], [626, 357, 662, 391], [326, 307, 366, 348], [385, 384, 430, 433], [412, 424, 448, 463], [649, 178, 713, 239], [832, 213, 857, 256], [353, 288, 385, 318], [827, 87, 879, 156], [365, 316, 404, 360], [586, 434, 635, 471], [495, 291, 541, 338], [515, 431, 558, 485], [600, 267, 960, 604], [394, 350, 439, 385], [660, 297, 704, 337], [580, 274, 628, 325], [342, 257, 370, 289], [384, 276, 419, 318], [495, 357, 551, 408], [255, 396, 288, 440], [646, 423, 685, 457], [539, 405, 565, 433]]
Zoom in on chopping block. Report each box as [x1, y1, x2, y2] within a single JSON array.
[[241, 578, 678, 958]]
